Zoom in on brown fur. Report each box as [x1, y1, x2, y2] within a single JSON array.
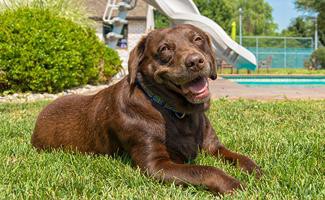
[[32, 24, 261, 195]]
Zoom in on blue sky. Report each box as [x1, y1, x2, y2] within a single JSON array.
[[265, 0, 302, 31]]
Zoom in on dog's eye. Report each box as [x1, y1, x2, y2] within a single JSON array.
[[159, 45, 170, 53], [193, 36, 203, 44], [157, 44, 173, 64]]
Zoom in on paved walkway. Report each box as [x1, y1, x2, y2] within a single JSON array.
[[2, 76, 324, 103], [209, 78, 325, 100]]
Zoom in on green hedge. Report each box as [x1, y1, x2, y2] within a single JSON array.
[[0, 7, 122, 94]]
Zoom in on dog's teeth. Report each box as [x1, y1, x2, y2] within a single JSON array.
[[181, 86, 190, 94]]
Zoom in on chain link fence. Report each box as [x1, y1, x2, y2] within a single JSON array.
[[241, 36, 314, 69]]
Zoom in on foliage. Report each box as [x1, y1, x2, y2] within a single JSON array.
[[154, 10, 170, 29], [154, 0, 277, 36], [240, 36, 313, 52], [295, 0, 323, 12], [0, 0, 92, 27], [0, 100, 324, 199], [193, 0, 277, 35], [0, 8, 121, 94], [101, 48, 122, 82], [295, 0, 325, 45], [304, 59, 312, 69], [193, 0, 235, 35], [235, 0, 277, 35], [310, 47, 325, 69], [281, 16, 314, 37]]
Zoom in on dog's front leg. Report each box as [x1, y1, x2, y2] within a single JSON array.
[[214, 145, 262, 178], [202, 117, 262, 178], [130, 141, 243, 195]]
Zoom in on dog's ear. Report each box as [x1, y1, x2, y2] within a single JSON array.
[[205, 34, 217, 80], [128, 36, 147, 90]]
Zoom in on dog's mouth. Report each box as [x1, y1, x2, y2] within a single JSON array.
[[179, 76, 210, 104], [157, 67, 212, 104]]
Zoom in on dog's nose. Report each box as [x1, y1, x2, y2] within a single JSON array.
[[185, 53, 205, 70]]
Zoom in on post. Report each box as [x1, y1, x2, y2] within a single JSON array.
[[284, 37, 287, 69], [231, 21, 236, 41], [239, 8, 243, 45], [256, 37, 259, 65], [314, 16, 318, 50]]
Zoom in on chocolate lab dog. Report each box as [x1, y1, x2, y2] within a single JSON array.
[[32, 24, 261, 195]]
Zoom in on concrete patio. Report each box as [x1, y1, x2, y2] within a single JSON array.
[[209, 78, 325, 100]]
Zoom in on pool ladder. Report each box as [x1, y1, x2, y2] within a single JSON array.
[[103, 0, 137, 48]]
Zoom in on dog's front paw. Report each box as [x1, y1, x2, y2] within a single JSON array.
[[222, 178, 244, 195], [238, 156, 262, 178], [208, 175, 244, 196]]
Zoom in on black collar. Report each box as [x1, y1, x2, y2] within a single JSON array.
[[136, 79, 186, 119]]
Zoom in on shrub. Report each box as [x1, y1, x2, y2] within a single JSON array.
[[0, 7, 121, 94], [0, 0, 92, 27], [310, 47, 325, 69], [100, 48, 122, 82], [304, 59, 312, 69]]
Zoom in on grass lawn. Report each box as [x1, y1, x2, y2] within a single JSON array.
[[0, 100, 324, 199], [220, 68, 325, 75]]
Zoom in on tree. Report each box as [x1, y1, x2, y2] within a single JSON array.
[[194, 0, 277, 36], [280, 17, 315, 48], [282, 16, 314, 37], [235, 0, 277, 36], [154, 11, 171, 29], [154, 0, 278, 36], [295, 0, 323, 11], [295, 0, 325, 45], [193, 0, 235, 35]]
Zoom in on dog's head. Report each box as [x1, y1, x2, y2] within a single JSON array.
[[128, 24, 217, 112]]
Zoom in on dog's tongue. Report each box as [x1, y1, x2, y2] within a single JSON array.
[[182, 77, 208, 94]]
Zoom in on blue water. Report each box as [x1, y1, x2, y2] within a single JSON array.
[[222, 76, 325, 87]]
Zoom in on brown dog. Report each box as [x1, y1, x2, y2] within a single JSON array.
[[32, 24, 261, 195]]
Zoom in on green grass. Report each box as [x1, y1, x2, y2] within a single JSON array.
[[220, 68, 325, 75], [0, 100, 324, 199]]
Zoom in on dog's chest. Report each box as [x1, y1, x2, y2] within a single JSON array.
[[165, 115, 204, 162]]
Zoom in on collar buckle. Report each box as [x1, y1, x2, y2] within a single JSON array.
[[175, 112, 186, 119]]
